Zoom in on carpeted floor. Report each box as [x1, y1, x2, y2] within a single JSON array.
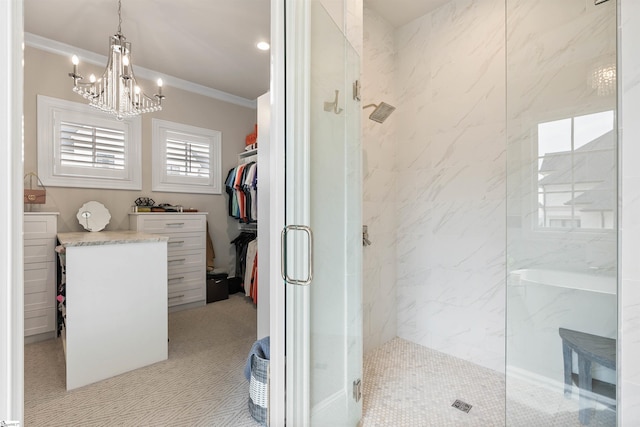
[[25, 294, 262, 427]]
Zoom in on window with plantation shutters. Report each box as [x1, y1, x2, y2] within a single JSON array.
[[60, 122, 126, 170], [37, 95, 142, 190], [166, 134, 211, 178], [152, 119, 222, 194]]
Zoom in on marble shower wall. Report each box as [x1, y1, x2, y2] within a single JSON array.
[[362, 7, 398, 354], [360, 0, 640, 419], [393, 0, 506, 372], [505, 0, 617, 276]]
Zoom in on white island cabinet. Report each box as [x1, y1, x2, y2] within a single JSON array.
[[57, 231, 169, 390]]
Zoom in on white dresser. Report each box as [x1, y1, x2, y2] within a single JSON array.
[[23, 212, 59, 342], [130, 212, 207, 311]]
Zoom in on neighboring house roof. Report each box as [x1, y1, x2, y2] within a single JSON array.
[[538, 130, 615, 211]]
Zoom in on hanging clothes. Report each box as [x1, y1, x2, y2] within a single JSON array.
[[231, 231, 257, 282], [244, 238, 258, 297], [249, 253, 258, 304], [225, 162, 258, 223]]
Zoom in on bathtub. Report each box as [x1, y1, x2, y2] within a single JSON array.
[[507, 268, 617, 388], [510, 268, 616, 295]]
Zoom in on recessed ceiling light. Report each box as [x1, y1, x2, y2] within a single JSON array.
[[257, 41, 270, 51]]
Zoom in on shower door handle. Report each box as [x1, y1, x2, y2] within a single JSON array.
[[281, 225, 314, 286]]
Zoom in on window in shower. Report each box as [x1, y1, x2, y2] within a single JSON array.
[[537, 110, 615, 230]]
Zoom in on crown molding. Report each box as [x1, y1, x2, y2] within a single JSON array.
[[25, 32, 257, 109]]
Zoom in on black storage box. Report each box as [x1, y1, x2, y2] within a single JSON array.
[[206, 272, 229, 303]]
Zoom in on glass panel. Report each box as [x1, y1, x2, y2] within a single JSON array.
[[309, 3, 362, 425], [506, 0, 617, 425], [284, 1, 362, 425]]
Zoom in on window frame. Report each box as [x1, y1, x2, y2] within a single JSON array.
[[151, 119, 222, 194], [37, 95, 142, 190], [533, 109, 616, 235]]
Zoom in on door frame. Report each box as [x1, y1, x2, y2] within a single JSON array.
[[0, 0, 25, 424], [3, 1, 289, 426], [268, 0, 287, 425]]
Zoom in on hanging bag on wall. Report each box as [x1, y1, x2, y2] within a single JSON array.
[[24, 172, 47, 204]]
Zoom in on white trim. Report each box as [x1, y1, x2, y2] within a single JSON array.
[[37, 95, 142, 190], [285, 0, 312, 425], [151, 119, 222, 194], [268, 0, 286, 425], [25, 32, 257, 110], [0, 0, 24, 424]]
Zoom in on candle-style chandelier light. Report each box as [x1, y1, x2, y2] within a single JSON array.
[[68, 0, 165, 120]]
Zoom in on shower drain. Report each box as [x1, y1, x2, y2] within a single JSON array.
[[452, 399, 473, 413]]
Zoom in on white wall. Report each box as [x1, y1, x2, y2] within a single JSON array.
[[23, 46, 256, 273], [393, 0, 506, 372], [362, 8, 398, 354]]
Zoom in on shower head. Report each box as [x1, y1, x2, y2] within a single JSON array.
[[363, 102, 396, 123]]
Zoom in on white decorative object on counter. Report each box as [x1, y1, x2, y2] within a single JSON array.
[[76, 201, 111, 232]]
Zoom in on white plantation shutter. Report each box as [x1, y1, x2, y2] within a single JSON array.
[[37, 95, 141, 190], [165, 134, 211, 178], [152, 119, 222, 194], [60, 121, 126, 170]]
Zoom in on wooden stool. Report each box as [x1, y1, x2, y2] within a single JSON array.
[[558, 328, 615, 425]]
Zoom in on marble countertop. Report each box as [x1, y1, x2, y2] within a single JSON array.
[[24, 211, 60, 215], [57, 231, 169, 247]]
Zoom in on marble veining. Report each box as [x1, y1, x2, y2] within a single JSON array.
[[363, 6, 398, 353], [390, 0, 506, 373], [362, 0, 640, 422], [57, 231, 169, 247]]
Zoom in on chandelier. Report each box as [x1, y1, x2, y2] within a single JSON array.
[[68, 0, 165, 120], [589, 62, 616, 97]]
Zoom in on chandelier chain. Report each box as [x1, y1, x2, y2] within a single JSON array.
[[117, 0, 122, 35]]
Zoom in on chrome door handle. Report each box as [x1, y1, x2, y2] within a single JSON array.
[[281, 224, 313, 286]]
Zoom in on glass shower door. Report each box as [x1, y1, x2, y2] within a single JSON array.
[[505, 0, 617, 425], [283, 1, 362, 426]]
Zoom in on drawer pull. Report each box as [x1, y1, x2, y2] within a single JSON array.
[[168, 294, 185, 299], [168, 240, 185, 245], [167, 222, 185, 227], [168, 276, 185, 281], [168, 258, 186, 263]]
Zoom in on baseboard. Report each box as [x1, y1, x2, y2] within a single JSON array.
[[24, 330, 55, 344]]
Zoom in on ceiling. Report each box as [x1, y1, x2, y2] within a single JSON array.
[[25, 0, 446, 102], [364, 0, 450, 28]]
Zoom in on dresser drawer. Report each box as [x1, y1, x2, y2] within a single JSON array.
[[167, 233, 205, 253], [168, 285, 206, 307], [168, 269, 205, 290], [168, 251, 206, 273], [131, 214, 206, 234], [25, 307, 56, 337], [24, 238, 56, 264], [24, 213, 58, 239], [130, 212, 206, 310], [24, 263, 55, 310]]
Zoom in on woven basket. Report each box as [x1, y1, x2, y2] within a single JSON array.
[[248, 353, 269, 425]]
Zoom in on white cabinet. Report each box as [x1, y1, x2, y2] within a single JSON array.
[[24, 212, 58, 342], [130, 213, 207, 310], [57, 231, 168, 390]]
